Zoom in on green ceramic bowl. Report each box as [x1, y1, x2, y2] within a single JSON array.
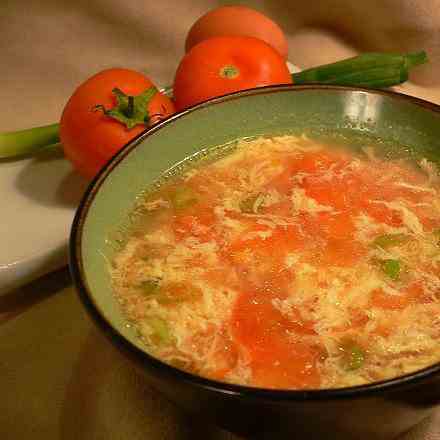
[[70, 85, 440, 440]]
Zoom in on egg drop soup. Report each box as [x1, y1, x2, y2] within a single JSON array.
[[111, 135, 440, 390]]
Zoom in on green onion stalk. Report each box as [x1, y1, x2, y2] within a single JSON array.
[[0, 51, 428, 161], [0, 123, 60, 159], [292, 51, 428, 87]]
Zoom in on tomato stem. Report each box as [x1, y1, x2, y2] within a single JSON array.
[[220, 65, 240, 79], [126, 95, 134, 118], [93, 87, 158, 129]]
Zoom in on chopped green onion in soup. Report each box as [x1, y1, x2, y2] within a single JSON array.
[[372, 233, 410, 249]]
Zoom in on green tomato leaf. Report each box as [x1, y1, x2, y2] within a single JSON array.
[[93, 86, 158, 129]]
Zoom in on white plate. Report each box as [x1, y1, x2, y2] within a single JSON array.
[[0, 149, 89, 294], [0, 63, 300, 295]]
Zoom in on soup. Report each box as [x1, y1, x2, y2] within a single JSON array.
[[111, 135, 440, 390]]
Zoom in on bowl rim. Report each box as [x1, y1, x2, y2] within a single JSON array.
[[70, 84, 440, 401]]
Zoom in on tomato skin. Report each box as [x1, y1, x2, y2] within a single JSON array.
[[60, 68, 175, 179], [185, 5, 288, 59], [173, 36, 293, 111]]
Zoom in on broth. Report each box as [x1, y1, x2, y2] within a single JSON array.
[[111, 135, 440, 389]]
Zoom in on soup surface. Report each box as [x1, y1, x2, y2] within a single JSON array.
[[111, 135, 440, 389]]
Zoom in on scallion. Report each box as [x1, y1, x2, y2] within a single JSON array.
[[292, 51, 428, 88], [380, 259, 401, 281], [372, 233, 410, 249], [0, 123, 60, 159]]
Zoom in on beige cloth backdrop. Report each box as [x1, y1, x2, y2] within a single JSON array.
[[2, 0, 440, 134], [1, 1, 440, 439]]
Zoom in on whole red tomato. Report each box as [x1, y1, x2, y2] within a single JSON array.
[[173, 36, 293, 111], [60, 68, 175, 179], [185, 5, 288, 60]]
